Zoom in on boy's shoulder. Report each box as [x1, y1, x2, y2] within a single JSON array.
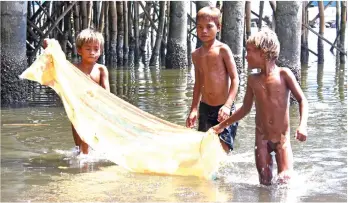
[[278, 66, 295, 78], [94, 63, 108, 72]]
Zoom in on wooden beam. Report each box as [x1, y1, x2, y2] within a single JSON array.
[[251, 10, 272, 26], [305, 1, 313, 10], [139, 1, 158, 32], [301, 44, 318, 56], [330, 31, 341, 53], [33, 2, 77, 56], [309, 1, 333, 24], [303, 23, 347, 55], [187, 13, 196, 24]]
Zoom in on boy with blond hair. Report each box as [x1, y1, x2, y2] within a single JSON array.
[[186, 6, 239, 153], [44, 28, 110, 154], [211, 28, 308, 185]]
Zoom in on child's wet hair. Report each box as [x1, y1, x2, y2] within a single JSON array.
[[76, 28, 104, 50], [247, 28, 280, 61], [196, 6, 221, 27]]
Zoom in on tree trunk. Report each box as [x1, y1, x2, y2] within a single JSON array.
[[123, 1, 129, 64], [318, 1, 325, 64], [150, 1, 165, 66], [195, 1, 214, 48], [340, 1, 346, 64], [166, 1, 188, 69], [221, 1, 245, 73], [1, 1, 29, 106], [109, 1, 117, 65], [275, 2, 302, 104], [116, 2, 124, 66], [81, 1, 87, 29], [134, 1, 140, 65], [301, 1, 309, 64]]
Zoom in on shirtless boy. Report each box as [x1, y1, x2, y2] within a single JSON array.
[[211, 28, 308, 185], [44, 28, 110, 154], [186, 6, 239, 153]]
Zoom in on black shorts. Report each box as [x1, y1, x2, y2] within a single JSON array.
[[198, 102, 238, 151]]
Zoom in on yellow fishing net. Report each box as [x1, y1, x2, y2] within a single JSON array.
[[20, 40, 226, 179]]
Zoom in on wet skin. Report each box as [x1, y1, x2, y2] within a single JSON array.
[[212, 43, 308, 185], [186, 17, 239, 152]]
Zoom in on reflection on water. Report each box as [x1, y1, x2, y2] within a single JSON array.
[[1, 29, 347, 202]]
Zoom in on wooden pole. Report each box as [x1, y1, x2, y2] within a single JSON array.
[[303, 23, 347, 55], [134, 1, 140, 65], [81, 1, 87, 29], [340, 1, 346, 64], [318, 1, 325, 64], [258, 1, 264, 30], [301, 1, 309, 64], [245, 1, 251, 39], [109, 1, 117, 65]]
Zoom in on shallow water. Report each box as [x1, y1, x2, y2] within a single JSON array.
[[1, 28, 347, 202]]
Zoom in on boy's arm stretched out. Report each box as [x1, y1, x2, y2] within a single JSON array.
[[186, 52, 201, 128], [212, 77, 254, 133], [282, 68, 308, 141]]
